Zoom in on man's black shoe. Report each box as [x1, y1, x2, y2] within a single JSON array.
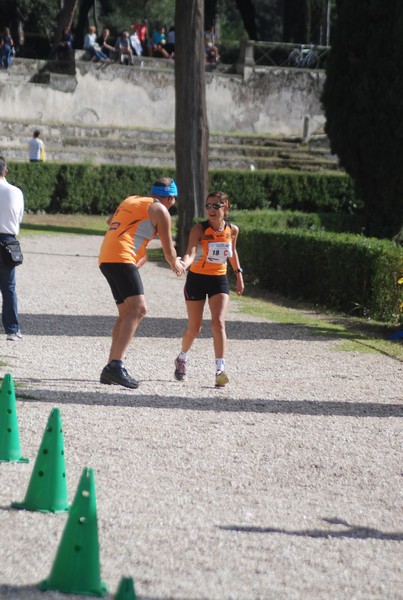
[[100, 364, 139, 389]]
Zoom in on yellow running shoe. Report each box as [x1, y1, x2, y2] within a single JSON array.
[[215, 370, 229, 387]]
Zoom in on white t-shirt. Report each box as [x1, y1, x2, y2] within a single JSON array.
[[130, 33, 143, 56], [29, 137, 44, 160], [0, 179, 24, 234]]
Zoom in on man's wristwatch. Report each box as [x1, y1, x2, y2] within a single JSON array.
[[234, 268, 243, 273]]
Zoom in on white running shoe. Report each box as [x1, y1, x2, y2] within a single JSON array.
[[6, 331, 23, 341]]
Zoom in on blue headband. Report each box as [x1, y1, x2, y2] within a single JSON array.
[[151, 180, 178, 197]]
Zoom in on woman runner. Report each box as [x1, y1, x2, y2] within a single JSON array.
[[174, 191, 244, 387]]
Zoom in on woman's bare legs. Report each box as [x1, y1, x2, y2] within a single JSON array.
[[208, 293, 230, 386], [208, 293, 229, 359], [181, 299, 205, 352], [174, 300, 204, 381]]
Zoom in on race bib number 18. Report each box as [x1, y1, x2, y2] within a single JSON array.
[[207, 241, 233, 263]]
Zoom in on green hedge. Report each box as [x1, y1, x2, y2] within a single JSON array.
[[8, 163, 359, 215], [236, 227, 403, 322], [8, 163, 170, 214], [231, 209, 365, 234], [209, 169, 359, 212]]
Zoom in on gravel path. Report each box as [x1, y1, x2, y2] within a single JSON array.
[[0, 234, 402, 600]]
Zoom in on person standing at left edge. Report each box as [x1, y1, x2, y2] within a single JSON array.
[[98, 177, 185, 389], [0, 157, 24, 341]]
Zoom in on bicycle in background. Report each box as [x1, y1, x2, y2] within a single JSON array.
[[288, 44, 319, 69]]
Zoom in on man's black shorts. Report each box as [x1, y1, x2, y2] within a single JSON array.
[[100, 262, 144, 304], [184, 270, 229, 301]]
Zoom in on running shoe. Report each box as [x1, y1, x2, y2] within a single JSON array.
[[100, 364, 139, 389], [215, 370, 229, 387], [174, 356, 187, 381], [6, 331, 23, 341]]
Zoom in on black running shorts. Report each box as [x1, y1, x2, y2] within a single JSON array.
[[184, 270, 229, 301], [99, 262, 144, 304]]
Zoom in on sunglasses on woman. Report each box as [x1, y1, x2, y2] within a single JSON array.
[[205, 203, 224, 210]]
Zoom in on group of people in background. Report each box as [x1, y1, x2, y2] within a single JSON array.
[[1, 21, 219, 66], [83, 21, 175, 64]]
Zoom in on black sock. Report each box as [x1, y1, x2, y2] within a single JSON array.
[[109, 359, 123, 369]]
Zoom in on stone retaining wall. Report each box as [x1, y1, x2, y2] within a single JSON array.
[[0, 57, 326, 136]]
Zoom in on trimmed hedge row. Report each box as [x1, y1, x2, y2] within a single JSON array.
[[209, 169, 360, 213], [231, 209, 365, 234], [8, 162, 360, 215], [236, 227, 403, 323]]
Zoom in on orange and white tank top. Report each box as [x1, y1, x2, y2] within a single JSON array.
[[98, 196, 157, 264], [190, 221, 235, 276]]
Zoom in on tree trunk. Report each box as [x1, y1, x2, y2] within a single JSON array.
[[50, 0, 79, 54], [175, 0, 209, 255]]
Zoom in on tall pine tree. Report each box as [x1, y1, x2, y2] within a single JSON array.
[[322, 0, 403, 239]]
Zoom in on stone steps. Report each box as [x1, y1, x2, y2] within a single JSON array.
[[0, 119, 339, 172]]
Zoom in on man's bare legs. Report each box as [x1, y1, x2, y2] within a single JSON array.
[[101, 294, 147, 389], [108, 294, 147, 362]]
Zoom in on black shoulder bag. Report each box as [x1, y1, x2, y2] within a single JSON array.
[[0, 240, 23, 266]]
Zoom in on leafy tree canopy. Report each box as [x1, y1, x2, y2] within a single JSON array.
[[322, 0, 403, 239]]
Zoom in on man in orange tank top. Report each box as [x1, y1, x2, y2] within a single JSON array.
[[99, 177, 185, 389]]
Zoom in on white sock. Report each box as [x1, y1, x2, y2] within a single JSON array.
[[215, 358, 225, 373], [179, 351, 188, 361]]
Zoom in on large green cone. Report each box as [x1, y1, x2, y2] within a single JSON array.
[[12, 407, 69, 512], [40, 467, 108, 596], [0, 373, 28, 462]]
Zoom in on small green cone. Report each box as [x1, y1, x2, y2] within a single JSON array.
[[40, 467, 108, 597], [12, 407, 69, 513], [114, 577, 137, 600], [0, 373, 28, 462]]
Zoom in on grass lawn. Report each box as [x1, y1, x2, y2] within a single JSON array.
[[20, 213, 108, 236]]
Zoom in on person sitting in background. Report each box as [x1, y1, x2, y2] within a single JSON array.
[[84, 25, 110, 62], [129, 27, 143, 57], [115, 31, 133, 65], [204, 26, 219, 64], [138, 19, 148, 55], [166, 26, 175, 57], [56, 27, 74, 61], [152, 25, 166, 47], [99, 28, 115, 60], [1, 27, 14, 70], [152, 26, 170, 59]]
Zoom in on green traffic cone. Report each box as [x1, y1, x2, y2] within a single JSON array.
[[0, 373, 28, 462], [114, 577, 137, 600], [40, 467, 108, 597], [12, 407, 69, 513]]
